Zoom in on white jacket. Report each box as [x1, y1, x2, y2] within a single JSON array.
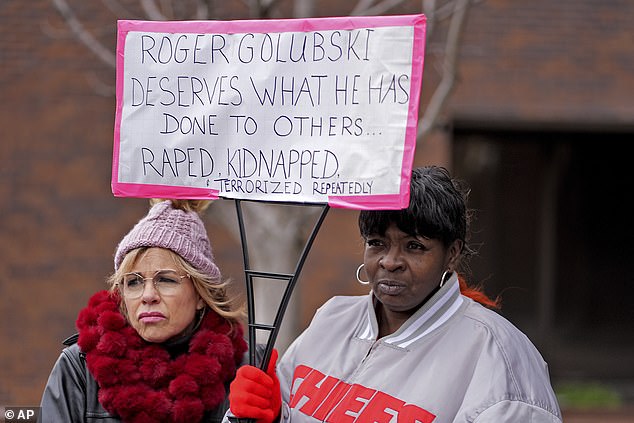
[[274, 273, 562, 422]]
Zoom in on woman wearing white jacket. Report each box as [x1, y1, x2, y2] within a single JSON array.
[[228, 166, 562, 423]]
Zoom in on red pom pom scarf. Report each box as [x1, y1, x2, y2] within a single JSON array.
[[76, 290, 247, 422]]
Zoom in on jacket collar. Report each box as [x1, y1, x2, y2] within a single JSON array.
[[358, 272, 464, 347]]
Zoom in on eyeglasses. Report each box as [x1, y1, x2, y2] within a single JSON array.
[[120, 269, 190, 299]]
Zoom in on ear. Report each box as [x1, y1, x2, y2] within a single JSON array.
[[196, 297, 205, 310], [446, 239, 463, 270]]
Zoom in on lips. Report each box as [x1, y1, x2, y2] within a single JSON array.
[[138, 311, 166, 323], [376, 280, 406, 295]]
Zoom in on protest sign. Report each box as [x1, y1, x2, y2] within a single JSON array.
[[112, 15, 426, 209]]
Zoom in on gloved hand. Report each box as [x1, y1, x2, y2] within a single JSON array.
[[230, 348, 281, 423]]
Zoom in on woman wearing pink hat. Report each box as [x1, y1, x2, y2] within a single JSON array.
[[40, 199, 248, 423]]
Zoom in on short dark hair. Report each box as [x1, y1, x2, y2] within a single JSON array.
[[358, 166, 470, 252]]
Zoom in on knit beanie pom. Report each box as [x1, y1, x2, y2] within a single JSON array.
[[114, 200, 220, 281]]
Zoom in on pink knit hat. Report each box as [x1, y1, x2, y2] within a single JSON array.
[[114, 200, 221, 281]]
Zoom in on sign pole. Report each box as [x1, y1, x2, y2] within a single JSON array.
[[234, 199, 330, 369], [229, 200, 329, 423]]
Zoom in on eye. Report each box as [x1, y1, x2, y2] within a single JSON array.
[[156, 273, 180, 284], [123, 274, 143, 288], [366, 238, 384, 248], [407, 241, 426, 250]]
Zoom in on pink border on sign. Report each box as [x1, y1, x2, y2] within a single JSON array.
[[112, 15, 426, 208], [329, 14, 425, 210], [328, 194, 407, 210], [112, 182, 220, 200]]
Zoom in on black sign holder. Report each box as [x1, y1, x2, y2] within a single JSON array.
[[234, 199, 330, 371], [229, 199, 329, 423]]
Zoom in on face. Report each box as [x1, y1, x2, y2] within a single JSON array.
[[122, 248, 204, 343], [363, 223, 461, 319]]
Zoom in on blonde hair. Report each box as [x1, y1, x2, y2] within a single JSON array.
[[150, 198, 211, 213]]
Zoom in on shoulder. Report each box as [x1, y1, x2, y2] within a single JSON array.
[[284, 295, 368, 346], [44, 333, 92, 393], [461, 299, 540, 355], [48, 337, 88, 387], [457, 299, 561, 420], [297, 295, 369, 342], [458, 298, 549, 374], [62, 333, 79, 346], [59, 334, 85, 361], [314, 295, 367, 317]]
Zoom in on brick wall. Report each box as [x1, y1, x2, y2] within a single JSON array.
[[452, 0, 634, 126]]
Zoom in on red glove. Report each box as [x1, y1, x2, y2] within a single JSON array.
[[230, 348, 281, 423]]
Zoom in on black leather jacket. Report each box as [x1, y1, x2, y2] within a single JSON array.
[[39, 335, 258, 423]]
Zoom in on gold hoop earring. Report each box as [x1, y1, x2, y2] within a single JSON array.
[[439, 270, 451, 288], [356, 264, 370, 285]]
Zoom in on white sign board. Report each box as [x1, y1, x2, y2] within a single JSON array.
[[112, 15, 426, 209]]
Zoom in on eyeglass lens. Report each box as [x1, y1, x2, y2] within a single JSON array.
[[121, 270, 186, 298]]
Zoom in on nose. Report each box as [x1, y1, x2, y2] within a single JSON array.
[[141, 279, 160, 303], [380, 246, 405, 271]]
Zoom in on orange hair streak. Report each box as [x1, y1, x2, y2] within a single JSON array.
[[457, 274, 501, 309]]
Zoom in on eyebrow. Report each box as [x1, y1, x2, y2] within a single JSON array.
[[126, 269, 179, 275]]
